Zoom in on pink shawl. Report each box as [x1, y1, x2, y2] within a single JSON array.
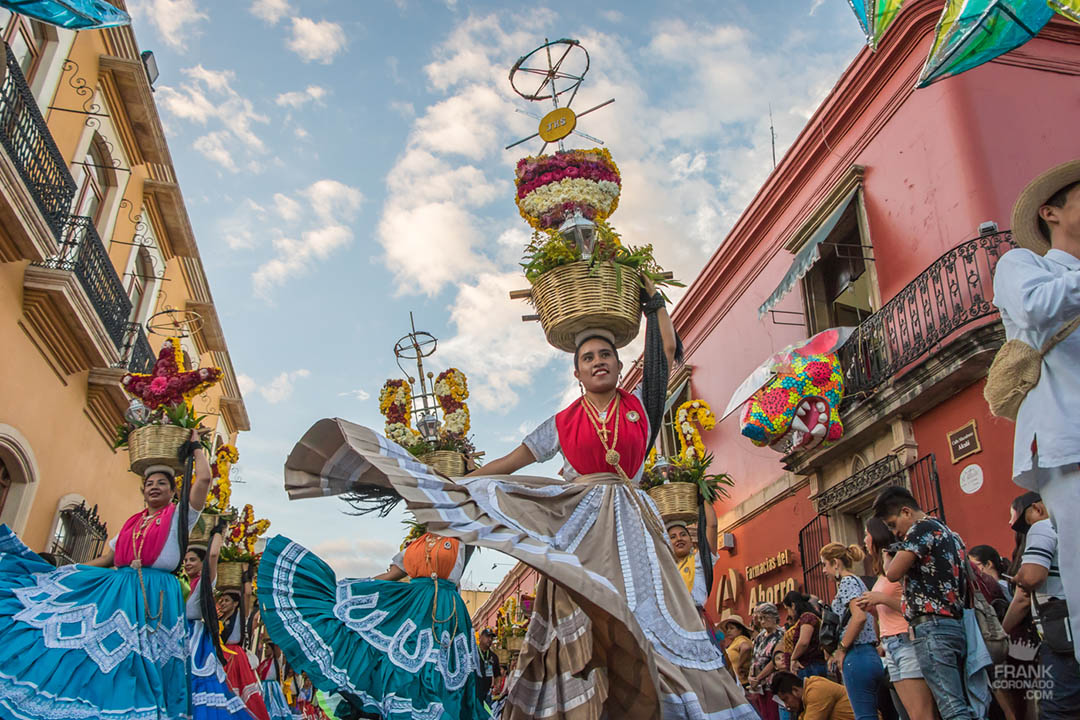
[[114, 503, 176, 568]]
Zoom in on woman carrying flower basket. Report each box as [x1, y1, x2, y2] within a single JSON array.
[[257, 521, 486, 720], [0, 429, 212, 720], [184, 530, 257, 720], [282, 275, 755, 720]]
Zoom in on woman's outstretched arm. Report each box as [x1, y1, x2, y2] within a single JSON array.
[[469, 444, 535, 477]]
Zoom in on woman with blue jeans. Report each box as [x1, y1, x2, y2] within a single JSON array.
[[820, 542, 887, 720], [857, 518, 937, 720]]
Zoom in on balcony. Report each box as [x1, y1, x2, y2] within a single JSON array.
[[788, 231, 1016, 476], [0, 42, 77, 262], [837, 230, 1017, 401], [115, 322, 155, 374]]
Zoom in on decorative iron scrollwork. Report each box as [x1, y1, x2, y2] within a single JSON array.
[[815, 455, 902, 512], [837, 231, 1016, 401]]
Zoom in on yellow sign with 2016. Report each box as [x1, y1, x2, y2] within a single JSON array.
[[538, 107, 576, 143]]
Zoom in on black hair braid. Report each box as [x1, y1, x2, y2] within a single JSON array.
[[641, 291, 683, 452]]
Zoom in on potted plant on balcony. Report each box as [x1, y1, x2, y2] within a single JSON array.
[[514, 148, 680, 352], [642, 399, 733, 524], [114, 337, 222, 475]]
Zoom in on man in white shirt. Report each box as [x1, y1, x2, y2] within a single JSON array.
[[993, 159, 1080, 660], [1003, 492, 1080, 718]]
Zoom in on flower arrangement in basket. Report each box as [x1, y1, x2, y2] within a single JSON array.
[[184, 445, 239, 547], [218, 503, 270, 589], [513, 148, 681, 352], [495, 595, 530, 651], [642, 399, 733, 523], [378, 369, 478, 476], [114, 338, 222, 474]]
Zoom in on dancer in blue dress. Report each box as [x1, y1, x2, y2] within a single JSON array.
[[0, 428, 211, 720], [257, 526, 485, 720], [185, 532, 257, 719]]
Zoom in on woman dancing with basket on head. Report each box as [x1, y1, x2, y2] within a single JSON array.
[[184, 530, 259, 720], [279, 275, 756, 720], [0, 429, 211, 720], [257, 516, 486, 720]]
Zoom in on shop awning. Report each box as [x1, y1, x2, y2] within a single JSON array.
[[758, 187, 858, 319], [0, 0, 130, 29]]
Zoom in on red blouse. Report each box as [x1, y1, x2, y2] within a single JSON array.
[[555, 389, 648, 477]]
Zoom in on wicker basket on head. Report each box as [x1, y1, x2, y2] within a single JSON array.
[[421, 451, 466, 477], [494, 646, 511, 665], [531, 261, 642, 353], [506, 634, 524, 652], [218, 561, 246, 590], [647, 483, 699, 525], [128, 424, 190, 476]]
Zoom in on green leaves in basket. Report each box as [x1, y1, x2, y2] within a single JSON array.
[[521, 223, 683, 298], [642, 452, 734, 504]]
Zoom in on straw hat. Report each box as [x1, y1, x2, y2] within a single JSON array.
[[1011, 159, 1080, 255], [720, 613, 751, 636]]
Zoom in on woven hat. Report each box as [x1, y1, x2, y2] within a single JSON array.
[[720, 614, 751, 636], [1011, 159, 1080, 255]]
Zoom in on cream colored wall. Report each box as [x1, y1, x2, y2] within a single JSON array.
[[0, 262, 140, 551]]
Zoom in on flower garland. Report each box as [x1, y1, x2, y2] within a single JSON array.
[[379, 379, 420, 448], [227, 503, 271, 556], [208, 444, 239, 513], [514, 148, 621, 231], [495, 595, 530, 643], [676, 399, 717, 461], [433, 368, 470, 438]]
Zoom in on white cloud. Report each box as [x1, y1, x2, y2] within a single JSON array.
[[389, 100, 415, 118], [311, 537, 398, 578], [339, 389, 371, 401], [156, 65, 269, 172], [810, 0, 827, 15], [128, 0, 207, 50], [250, 0, 290, 24], [252, 179, 364, 297], [371, 12, 858, 410], [241, 369, 310, 404], [288, 17, 347, 64], [275, 85, 328, 108]]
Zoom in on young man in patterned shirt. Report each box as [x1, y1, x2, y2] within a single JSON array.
[[874, 485, 975, 720]]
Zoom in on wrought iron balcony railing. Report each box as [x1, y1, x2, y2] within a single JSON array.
[[115, 321, 154, 373], [0, 43, 77, 240], [837, 230, 1016, 399], [34, 215, 132, 351], [49, 501, 108, 565]]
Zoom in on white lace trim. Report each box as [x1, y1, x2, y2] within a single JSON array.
[[11, 566, 187, 674], [0, 668, 180, 720], [659, 692, 759, 720], [332, 579, 477, 690]]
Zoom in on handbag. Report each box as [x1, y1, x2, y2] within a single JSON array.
[[1034, 597, 1075, 656], [984, 315, 1080, 420], [819, 606, 850, 654], [959, 551, 1009, 664]]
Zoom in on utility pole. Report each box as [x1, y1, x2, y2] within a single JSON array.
[[769, 103, 777, 169]]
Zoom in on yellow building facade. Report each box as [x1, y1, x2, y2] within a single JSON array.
[[0, 8, 248, 561]]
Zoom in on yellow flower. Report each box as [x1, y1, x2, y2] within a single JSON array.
[[676, 398, 717, 462]]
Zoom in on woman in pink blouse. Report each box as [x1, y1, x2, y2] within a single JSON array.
[[856, 517, 937, 720]]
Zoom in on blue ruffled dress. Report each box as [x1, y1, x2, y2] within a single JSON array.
[[0, 524, 188, 719], [189, 614, 256, 719], [257, 535, 485, 720]]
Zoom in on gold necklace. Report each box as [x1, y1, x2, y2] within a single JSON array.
[[580, 394, 622, 468], [130, 505, 167, 570]]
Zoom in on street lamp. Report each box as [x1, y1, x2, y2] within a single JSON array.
[[558, 210, 597, 260]]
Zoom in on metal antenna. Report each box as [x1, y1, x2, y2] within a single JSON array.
[[769, 103, 777, 169]]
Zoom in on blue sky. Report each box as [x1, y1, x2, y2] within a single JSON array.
[[126, 0, 865, 588]]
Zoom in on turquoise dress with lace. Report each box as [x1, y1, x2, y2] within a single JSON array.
[[257, 534, 485, 720], [0, 523, 189, 720]]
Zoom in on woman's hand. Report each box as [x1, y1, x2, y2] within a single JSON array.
[[856, 591, 885, 608], [790, 658, 803, 673], [643, 274, 657, 297]]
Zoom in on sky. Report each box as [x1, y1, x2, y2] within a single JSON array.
[[125, 0, 865, 590]]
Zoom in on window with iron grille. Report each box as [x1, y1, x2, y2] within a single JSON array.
[[50, 501, 108, 565]]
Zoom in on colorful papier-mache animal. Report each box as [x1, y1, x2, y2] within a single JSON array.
[[723, 328, 853, 454]]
